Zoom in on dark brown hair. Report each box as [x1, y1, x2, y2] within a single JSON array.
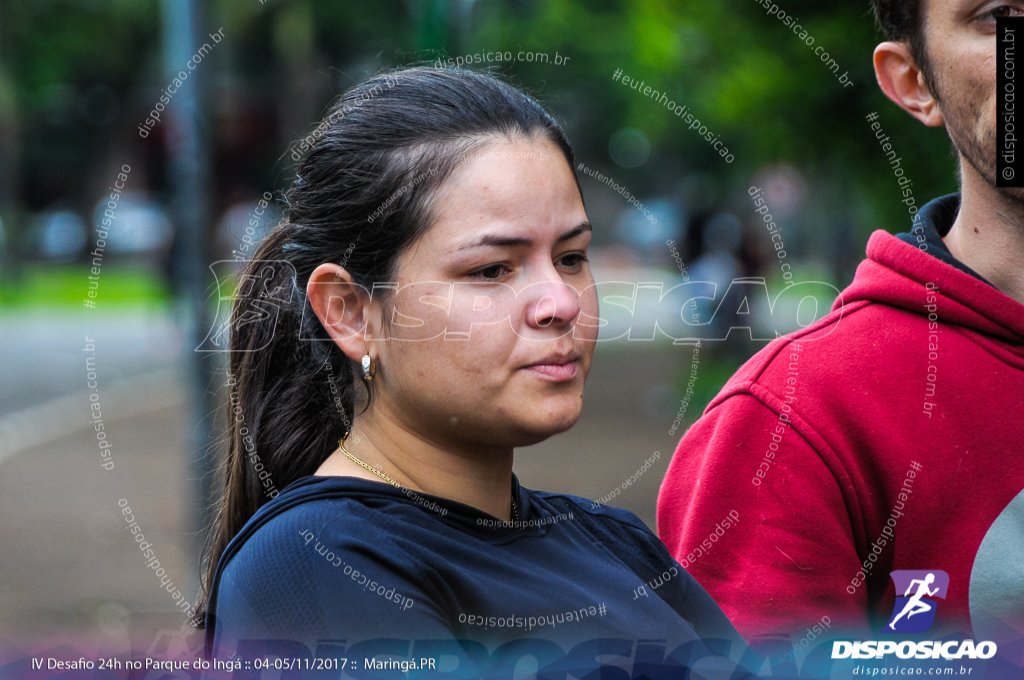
[[194, 66, 579, 627], [870, 0, 934, 90]]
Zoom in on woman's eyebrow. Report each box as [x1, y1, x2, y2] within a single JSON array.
[[456, 221, 592, 250]]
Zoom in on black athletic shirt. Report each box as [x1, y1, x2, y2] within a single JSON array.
[[205, 474, 746, 665]]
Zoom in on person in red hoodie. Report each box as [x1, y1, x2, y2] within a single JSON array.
[[657, 0, 1024, 645]]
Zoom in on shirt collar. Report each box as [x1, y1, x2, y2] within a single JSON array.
[[894, 193, 994, 287]]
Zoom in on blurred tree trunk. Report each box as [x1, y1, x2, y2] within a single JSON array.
[[161, 0, 214, 611], [0, 17, 22, 286]]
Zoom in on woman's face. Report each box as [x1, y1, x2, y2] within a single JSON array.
[[372, 137, 598, 449]]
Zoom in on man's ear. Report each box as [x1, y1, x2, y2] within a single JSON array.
[[306, 263, 378, 363], [874, 41, 945, 127]]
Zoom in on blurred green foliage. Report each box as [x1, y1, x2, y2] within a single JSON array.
[[0, 0, 959, 274], [466, 0, 958, 240], [0, 264, 170, 308]]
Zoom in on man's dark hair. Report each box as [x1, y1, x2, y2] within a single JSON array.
[[871, 0, 935, 93]]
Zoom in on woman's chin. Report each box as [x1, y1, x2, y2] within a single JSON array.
[[506, 405, 582, 445]]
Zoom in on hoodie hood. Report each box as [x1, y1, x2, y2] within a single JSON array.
[[834, 230, 1024, 347]]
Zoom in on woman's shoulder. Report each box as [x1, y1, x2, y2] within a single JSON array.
[[235, 495, 371, 551], [229, 478, 412, 557], [214, 477, 437, 607], [209, 479, 448, 650], [217, 477, 430, 589]]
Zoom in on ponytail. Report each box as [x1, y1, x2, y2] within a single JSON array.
[[196, 226, 361, 626]]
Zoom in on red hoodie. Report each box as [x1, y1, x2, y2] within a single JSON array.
[[657, 228, 1024, 642]]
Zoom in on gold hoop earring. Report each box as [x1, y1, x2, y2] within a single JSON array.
[[361, 354, 375, 381]]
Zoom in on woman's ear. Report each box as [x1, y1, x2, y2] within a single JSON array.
[[307, 263, 376, 362]]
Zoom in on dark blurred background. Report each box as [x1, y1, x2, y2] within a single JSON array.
[[0, 0, 958, 652]]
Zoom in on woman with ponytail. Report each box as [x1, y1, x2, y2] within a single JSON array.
[[200, 67, 742, 661]]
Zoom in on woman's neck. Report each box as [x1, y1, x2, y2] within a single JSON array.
[[315, 405, 517, 521]]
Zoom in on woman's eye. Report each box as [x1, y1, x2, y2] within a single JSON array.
[[559, 253, 590, 269], [473, 264, 509, 280]]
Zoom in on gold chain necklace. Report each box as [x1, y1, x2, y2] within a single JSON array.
[[338, 437, 519, 522], [340, 439, 401, 487]]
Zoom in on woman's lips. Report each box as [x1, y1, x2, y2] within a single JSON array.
[[524, 361, 579, 381]]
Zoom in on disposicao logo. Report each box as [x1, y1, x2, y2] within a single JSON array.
[[831, 640, 997, 661], [886, 570, 948, 633], [831, 570, 998, 661]]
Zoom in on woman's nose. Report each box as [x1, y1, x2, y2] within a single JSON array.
[[522, 279, 582, 329]]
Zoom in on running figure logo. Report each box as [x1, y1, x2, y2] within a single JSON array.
[[886, 570, 949, 633]]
